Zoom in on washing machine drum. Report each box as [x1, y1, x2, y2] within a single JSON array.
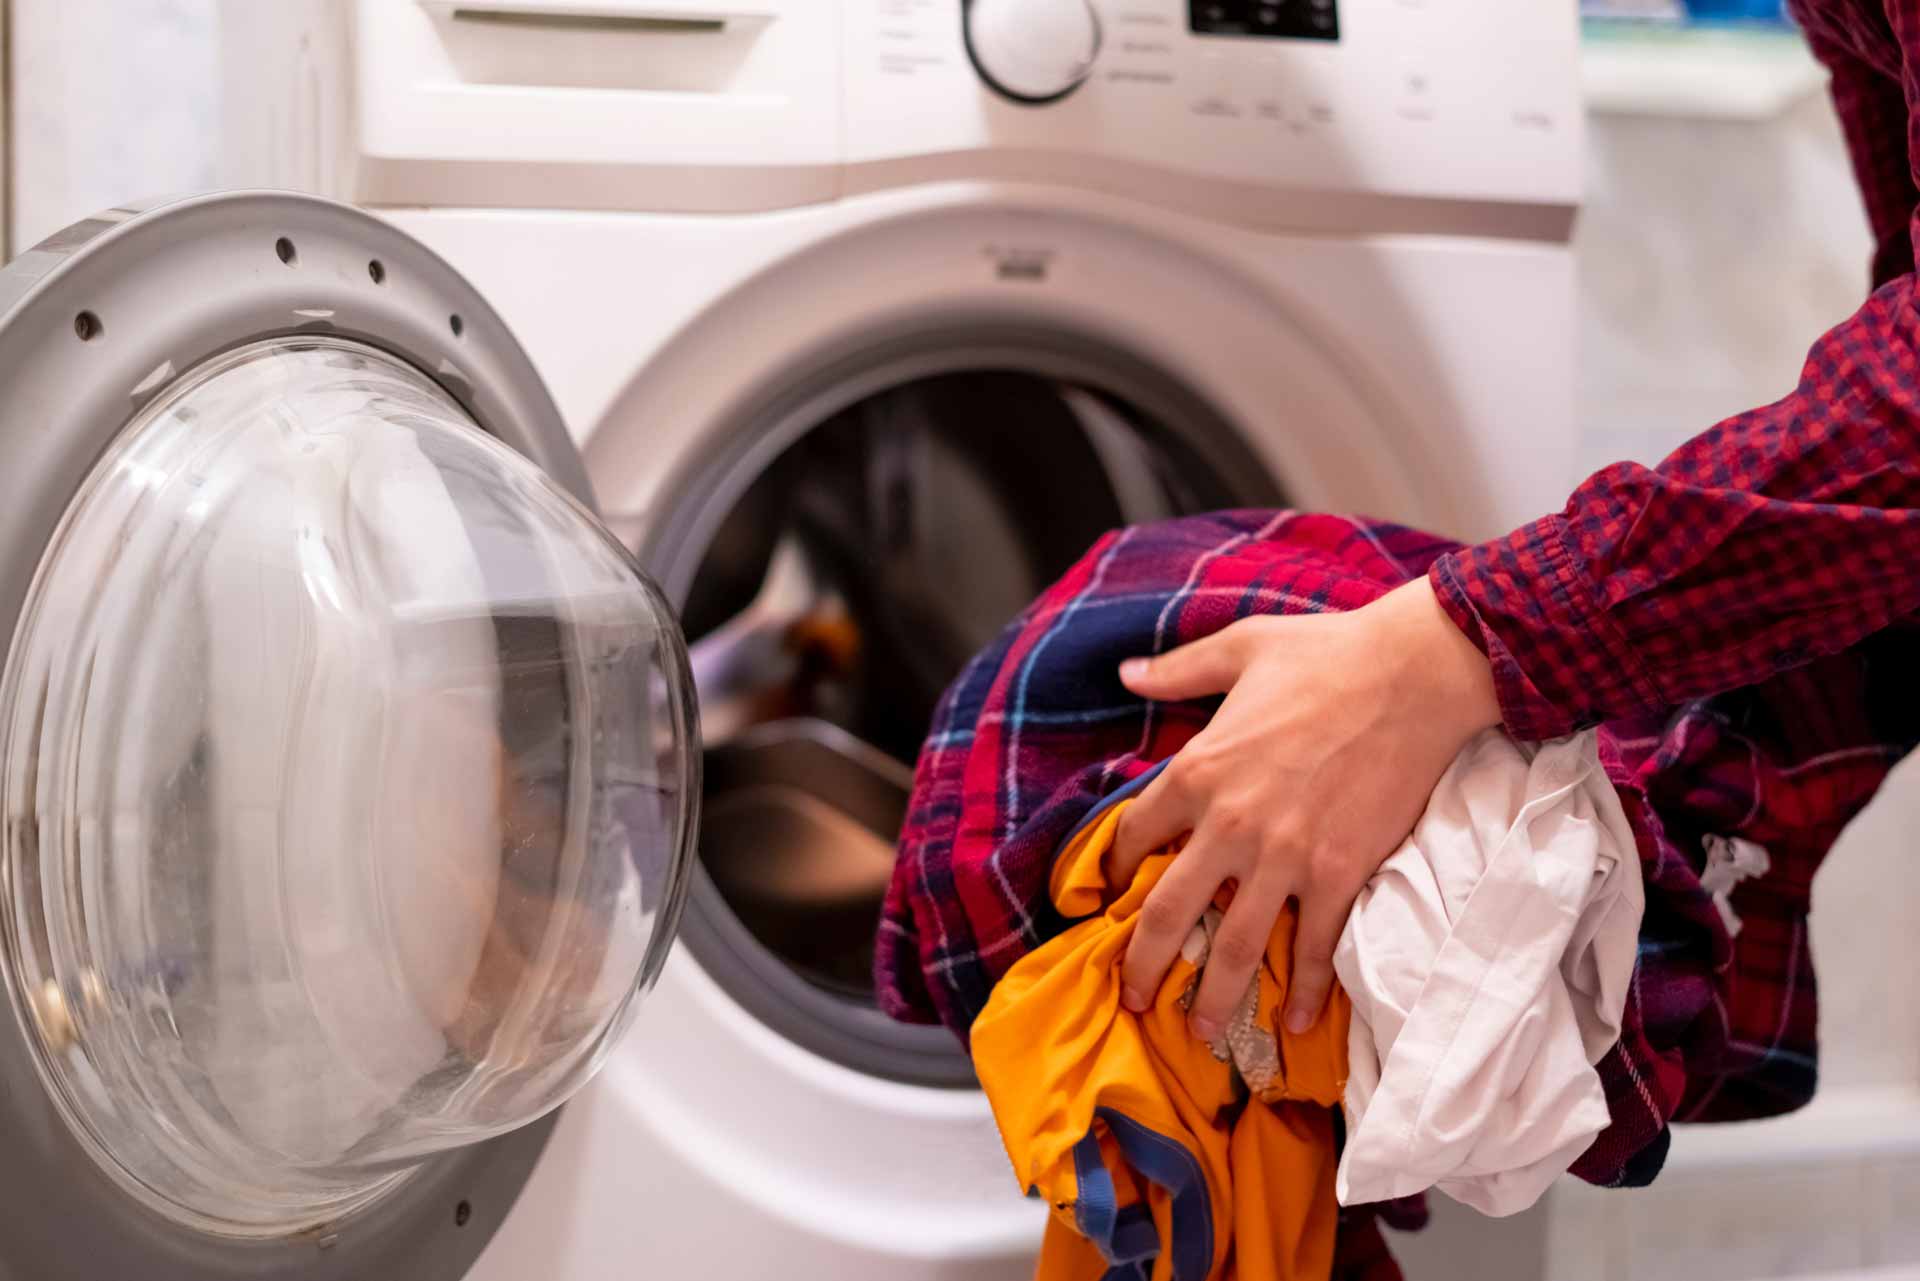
[[0, 195, 698, 1278]]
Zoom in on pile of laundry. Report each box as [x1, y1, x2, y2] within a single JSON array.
[[873, 511, 1919, 1281]]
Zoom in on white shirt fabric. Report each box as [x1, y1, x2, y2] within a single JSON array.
[[1334, 728, 1645, 1218]]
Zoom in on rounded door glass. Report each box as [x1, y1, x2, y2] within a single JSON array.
[[0, 338, 697, 1235]]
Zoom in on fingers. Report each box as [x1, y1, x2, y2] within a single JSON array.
[[1118, 624, 1252, 702], [1184, 872, 1290, 1042], [1283, 885, 1356, 1034], [1118, 845, 1223, 1014], [1109, 764, 1192, 889]]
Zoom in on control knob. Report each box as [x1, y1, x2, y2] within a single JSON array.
[[964, 0, 1102, 104]]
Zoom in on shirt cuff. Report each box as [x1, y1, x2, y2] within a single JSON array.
[[1428, 513, 1667, 741]]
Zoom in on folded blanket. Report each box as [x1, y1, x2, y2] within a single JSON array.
[[877, 510, 1919, 1192]]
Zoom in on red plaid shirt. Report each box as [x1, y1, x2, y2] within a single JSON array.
[[1433, 0, 1920, 739]]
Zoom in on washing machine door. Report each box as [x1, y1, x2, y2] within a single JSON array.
[[0, 193, 699, 1278]]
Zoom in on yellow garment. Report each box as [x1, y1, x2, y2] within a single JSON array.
[[972, 799, 1352, 1281]]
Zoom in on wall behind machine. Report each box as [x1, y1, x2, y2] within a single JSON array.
[[1553, 40, 1920, 1281], [1579, 55, 1920, 1096], [1577, 91, 1870, 477], [8, 0, 219, 251]]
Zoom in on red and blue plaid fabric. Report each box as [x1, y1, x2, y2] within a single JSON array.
[[1432, 0, 1920, 743], [874, 512, 1450, 1035], [874, 511, 1920, 1190]]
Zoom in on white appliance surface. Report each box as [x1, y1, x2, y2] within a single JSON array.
[[215, 3, 1584, 1276]]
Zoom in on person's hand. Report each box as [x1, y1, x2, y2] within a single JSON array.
[[1112, 576, 1500, 1040]]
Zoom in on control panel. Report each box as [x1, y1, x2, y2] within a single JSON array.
[[324, 0, 1578, 223], [848, 0, 1581, 225], [1190, 0, 1338, 42]]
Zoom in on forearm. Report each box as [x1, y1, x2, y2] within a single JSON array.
[[1435, 275, 1920, 739]]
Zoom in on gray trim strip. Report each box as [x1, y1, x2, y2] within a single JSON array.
[[359, 154, 841, 215], [845, 156, 1578, 243], [358, 154, 1574, 243]]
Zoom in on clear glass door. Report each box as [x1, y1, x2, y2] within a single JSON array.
[[0, 336, 698, 1235]]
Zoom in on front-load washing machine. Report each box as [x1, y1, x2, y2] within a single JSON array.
[[0, 2, 1584, 1278]]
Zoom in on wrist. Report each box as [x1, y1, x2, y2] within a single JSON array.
[[1374, 577, 1501, 741]]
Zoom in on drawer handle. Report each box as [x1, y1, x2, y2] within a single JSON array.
[[417, 0, 780, 32]]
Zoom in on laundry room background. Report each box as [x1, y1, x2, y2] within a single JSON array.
[[6, 4, 1919, 1279]]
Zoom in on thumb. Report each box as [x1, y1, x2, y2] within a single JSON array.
[[1118, 626, 1250, 701]]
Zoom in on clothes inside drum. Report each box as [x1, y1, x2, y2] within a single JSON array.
[[683, 369, 1241, 1005]]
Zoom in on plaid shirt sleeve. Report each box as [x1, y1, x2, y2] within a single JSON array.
[[1431, 11, 1920, 742], [1800, 2, 1916, 287]]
